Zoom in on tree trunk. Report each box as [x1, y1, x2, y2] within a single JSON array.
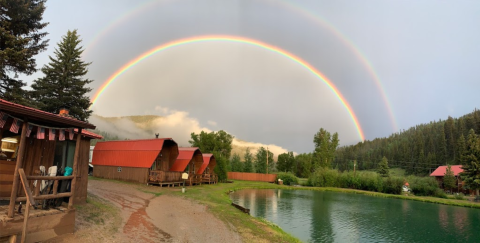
[[476, 189, 479, 196]]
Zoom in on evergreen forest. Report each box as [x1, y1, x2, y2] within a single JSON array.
[[335, 109, 480, 175]]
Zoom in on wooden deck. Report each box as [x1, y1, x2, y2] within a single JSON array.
[[201, 173, 218, 184], [0, 203, 75, 242], [148, 170, 183, 187]]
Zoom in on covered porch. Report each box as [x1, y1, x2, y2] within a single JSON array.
[[0, 99, 98, 242], [197, 154, 218, 184]]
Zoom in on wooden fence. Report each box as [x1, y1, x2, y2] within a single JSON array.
[[227, 172, 277, 182]]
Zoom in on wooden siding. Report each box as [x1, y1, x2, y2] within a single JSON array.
[[0, 134, 91, 204], [0, 160, 15, 197], [156, 140, 178, 171], [93, 139, 178, 184], [94, 165, 149, 184], [228, 172, 277, 182], [192, 152, 203, 174], [10, 137, 56, 198]]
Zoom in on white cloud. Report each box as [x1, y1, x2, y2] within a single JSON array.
[[91, 106, 293, 157]]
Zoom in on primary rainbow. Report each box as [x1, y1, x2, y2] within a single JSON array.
[[90, 35, 365, 141]]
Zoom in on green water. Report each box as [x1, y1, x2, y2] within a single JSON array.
[[230, 189, 480, 243]]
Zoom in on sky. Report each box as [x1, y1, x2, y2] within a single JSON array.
[[21, 0, 480, 153]]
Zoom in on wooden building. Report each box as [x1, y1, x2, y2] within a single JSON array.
[[0, 99, 102, 242], [430, 165, 467, 193], [197, 153, 218, 184], [169, 147, 203, 186], [92, 138, 180, 185]]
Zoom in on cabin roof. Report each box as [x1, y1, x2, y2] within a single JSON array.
[[74, 129, 103, 140], [91, 138, 177, 168], [197, 153, 215, 174], [169, 147, 201, 172], [430, 165, 463, 177], [0, 98, 95, 129]]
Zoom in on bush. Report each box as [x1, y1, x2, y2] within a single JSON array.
[[382, 177, 403, 194], [307, 168, 403, 195], [408, 176, 440, 196], [454, 193, 465, 200], [434, 188, 447, 199], [277, 172, 299, 186]]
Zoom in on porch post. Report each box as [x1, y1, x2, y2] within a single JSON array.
[[68, 128, 82, 209], [8, 120, 29, 218]]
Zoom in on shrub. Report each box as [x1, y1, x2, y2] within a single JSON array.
[[408, 176, 440, 196], [454, 193, 465, 200], [434, 188, 447, 199], [382, 177, 403, 194], [307, 168, 403, 195], [277, 172, 299, 186]]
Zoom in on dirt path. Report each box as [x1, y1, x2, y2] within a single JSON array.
[[52, 179, 241, 242]]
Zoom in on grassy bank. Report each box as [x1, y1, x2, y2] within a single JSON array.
[[88, 176, 300, 242], [141, 180, 480, 242], [86, 177, 479, 242], [161, 181, 301, 243]]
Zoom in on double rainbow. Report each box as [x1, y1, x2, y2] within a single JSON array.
[[90, 35, 365, 141]]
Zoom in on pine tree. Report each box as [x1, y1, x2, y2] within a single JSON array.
[[31, 30, 92, 121], [474, 108, 480, 134], [0, 0, 48, 105], [445, 117, 456, 162], [254, 147, 274, 174], [443, 165, 456, 193], [243, 148, 254, 173], [460, 129, 480, 195], [230, 153, 243, 172], [437, 124, 447, 166], [377, 156, 390, 177], [456, 134, 466, 164]]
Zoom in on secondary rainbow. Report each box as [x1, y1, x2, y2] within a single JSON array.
[[83, 0, 396, 133], [90, 35, 365, 140], [281, 0, 398, 131]]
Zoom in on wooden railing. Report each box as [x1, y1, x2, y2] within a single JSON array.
[[201, 173, 218, 184], [14, 169, 74, 242], [14, 175, 74, 203], [149, 170, 182, 183], [186, 174, 203, 186]]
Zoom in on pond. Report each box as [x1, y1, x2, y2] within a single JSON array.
[[230, 189, 480, 243]]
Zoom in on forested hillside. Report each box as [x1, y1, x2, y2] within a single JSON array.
[[335, 109, 480, 175]]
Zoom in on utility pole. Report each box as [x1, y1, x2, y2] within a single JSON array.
[[354, 160, 357, 175], [266, 147, 269, 174]]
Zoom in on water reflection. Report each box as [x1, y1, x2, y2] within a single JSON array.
[[230, 189, 480, 243]]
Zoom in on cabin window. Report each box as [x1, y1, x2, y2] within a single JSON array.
[[54, 140, 76, 171], [117, 167, 122, 172], [186, 163, 194, 173]]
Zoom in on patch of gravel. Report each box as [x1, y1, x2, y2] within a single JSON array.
[[50, 179, 241, 243]]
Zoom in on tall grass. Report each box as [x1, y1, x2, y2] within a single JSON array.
[[307, 168, 442, 196]]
